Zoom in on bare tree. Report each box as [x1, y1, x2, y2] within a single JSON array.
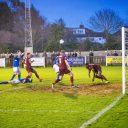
[[89, 8, 124, 36], [31, 5, 46, 52], [0, 1, 47, 52]]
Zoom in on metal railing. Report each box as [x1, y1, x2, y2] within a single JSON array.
[[0, 56, 107, 67]]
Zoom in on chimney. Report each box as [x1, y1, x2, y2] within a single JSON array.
[[79, 24, 84, 29]]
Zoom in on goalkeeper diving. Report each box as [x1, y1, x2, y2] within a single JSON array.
[[85, 63, 109, 83]]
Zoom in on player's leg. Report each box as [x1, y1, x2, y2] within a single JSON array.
[[18, 73, 21, 80], [54, 74, 63, 84], [101, 74, 109, 83], [66, 69, 74, 86], [21, 78, 32, 83], [92, 72, 96, 81], [94, 71, 104, 81], [32, 68, 42, 82], [100, 75, 107, 80], [0, 81, 9, 84], [52, 73, 63, 88], [10, 67, 17, 80], [95, 71, 109, 83], [17, 67, 21, 80], [10, 73, 17, 80], [98, 71, 108, 81], [26, 72, 32, 79], [95, 74, 103, 80], [69, 72, 74, 86]]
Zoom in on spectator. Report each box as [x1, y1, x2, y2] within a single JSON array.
[[74, 52, 77, 57], [89, 51, 94, 63], [9, 53, 14, 67], [107, 52, 111, 56], [51, 52, 55, 64], [78, 51, 81, 57], [68, 52, 72, 58], [43, 51, 47, 67], [72, 53, 75, 57], [110, 51, 113, 56], [113, 51, 118, 56], [35, 52, 39, 57]]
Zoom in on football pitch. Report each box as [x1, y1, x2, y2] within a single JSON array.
[[0, 66, 128, 128]]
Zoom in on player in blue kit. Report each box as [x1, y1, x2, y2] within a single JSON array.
[[10, 50, 24, 81], [53, 53, 73, 73], [53, 55, 59, 73], [0, 78, 32, 84]]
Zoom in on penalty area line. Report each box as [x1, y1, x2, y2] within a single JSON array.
[[80, 94, 124, 128]]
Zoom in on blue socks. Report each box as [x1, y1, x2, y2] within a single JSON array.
[[11, 74, 21, 81], [18, 74, 21, 81], [11, 74, 16, 80]]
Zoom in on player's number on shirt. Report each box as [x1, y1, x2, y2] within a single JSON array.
[[59, 58, 62, 64]]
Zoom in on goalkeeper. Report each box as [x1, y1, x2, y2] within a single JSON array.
[[85, 63, 109, 83]]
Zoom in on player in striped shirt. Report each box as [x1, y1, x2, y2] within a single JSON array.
[[25, 52, 42, 82], [52, 50, 75, 88]]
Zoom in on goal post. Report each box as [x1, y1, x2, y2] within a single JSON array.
[[122, 27, 128, 94], [122, 27, 126, 94]]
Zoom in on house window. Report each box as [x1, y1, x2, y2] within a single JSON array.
[[90, 38, 94, 41]]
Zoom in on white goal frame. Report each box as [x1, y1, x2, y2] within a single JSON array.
[[122, 27, 128, 94]]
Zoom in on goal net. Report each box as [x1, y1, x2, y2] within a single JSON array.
[[122, 27, 128, 94]]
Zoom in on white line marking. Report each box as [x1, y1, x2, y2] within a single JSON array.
[[0, 109, 79, 113], [80, 94, 123, 128], [0, 86, 125, 127], [0, 86, 25, 94]]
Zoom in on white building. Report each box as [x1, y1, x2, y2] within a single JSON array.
[[69, 25, 106, 44], [88, 37, 106, 43]]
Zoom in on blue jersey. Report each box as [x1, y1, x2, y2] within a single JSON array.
[[13, 56, 20, 67], [54, 56, 59, 65], [20, 78, 32, 83]]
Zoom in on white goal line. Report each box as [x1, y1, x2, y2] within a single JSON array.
[[80, 94, 123, 128]]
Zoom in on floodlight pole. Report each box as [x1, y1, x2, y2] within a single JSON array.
[[122, 27, 126, 95], [24, 0, 33, 53]]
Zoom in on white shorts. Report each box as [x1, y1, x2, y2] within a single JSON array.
[[53, 64, 59, 73], [13, 67, 20, 73]]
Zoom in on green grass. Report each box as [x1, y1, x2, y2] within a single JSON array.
[[0, 66, 127, 128], [86, 94, 128, 128], [0, 66, 122, 85]]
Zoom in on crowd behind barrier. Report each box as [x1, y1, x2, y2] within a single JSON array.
[[0, 50, 127, 67]]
